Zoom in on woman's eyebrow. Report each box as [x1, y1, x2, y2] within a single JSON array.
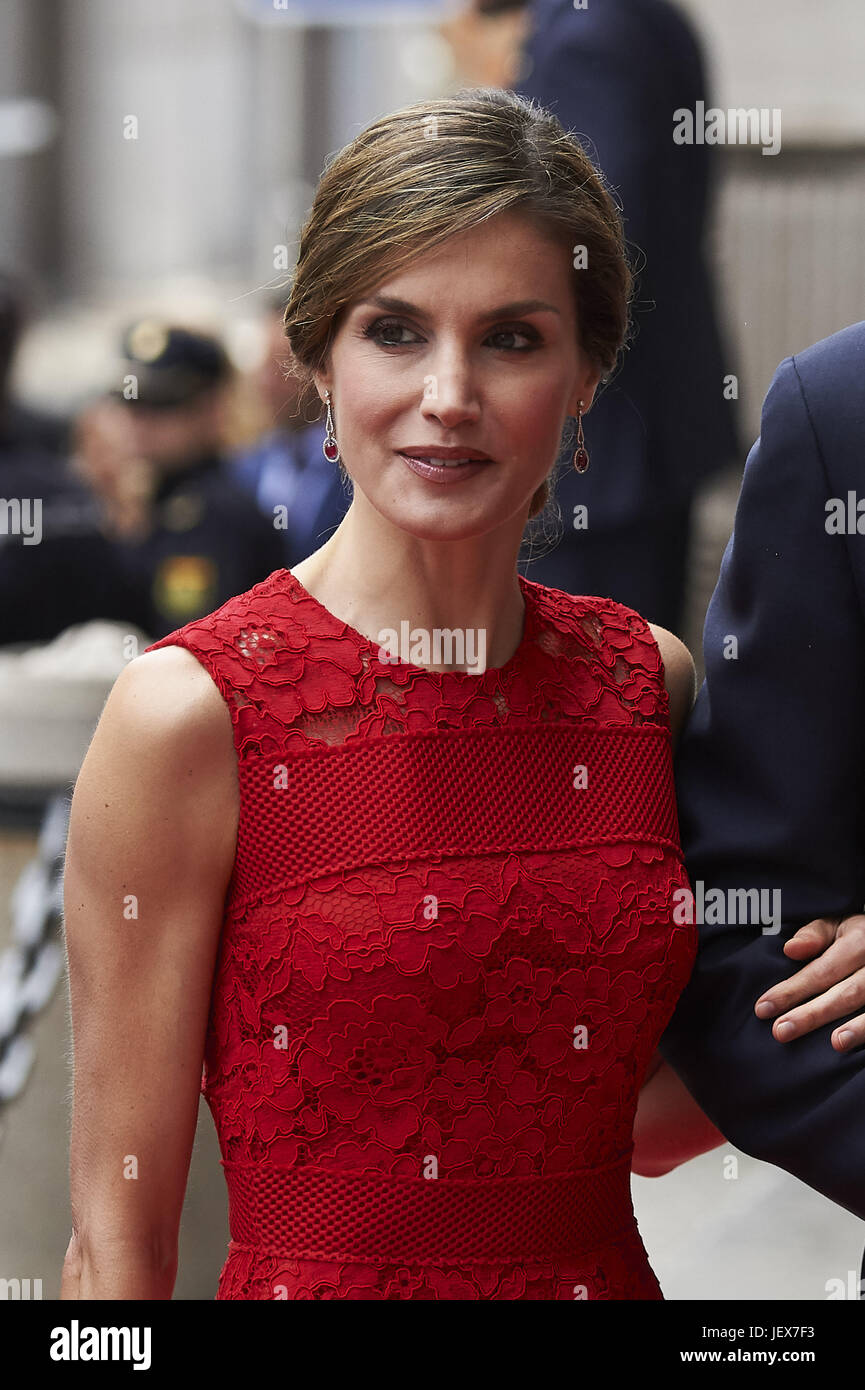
[[357, 295, 561, 321]]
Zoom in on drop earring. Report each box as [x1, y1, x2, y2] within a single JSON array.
[[322, 388, 340, 463], [573, 400, 589, 473]]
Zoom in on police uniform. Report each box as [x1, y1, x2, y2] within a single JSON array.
[[0, 417, 151, 647], [113, 321, 285, 639]]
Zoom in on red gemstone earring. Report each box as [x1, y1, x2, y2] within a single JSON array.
[[322, 389, 340, 463], [573, 400, 589, 473]]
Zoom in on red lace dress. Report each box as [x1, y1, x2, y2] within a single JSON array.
[[144, 567, 696, 1300]]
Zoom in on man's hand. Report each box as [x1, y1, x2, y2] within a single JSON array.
[[754, 913, 865, 1051]]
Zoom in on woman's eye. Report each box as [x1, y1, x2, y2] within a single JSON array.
[[363, 319, 421, 347], [361, 318, 540, 352], [487, 327, 539, 352]]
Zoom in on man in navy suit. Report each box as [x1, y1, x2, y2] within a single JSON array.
[[507, 0, 740, 634], [659, 320, 865, 1224]]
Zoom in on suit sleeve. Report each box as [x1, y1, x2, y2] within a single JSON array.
[[659, 353, 865, 1220]]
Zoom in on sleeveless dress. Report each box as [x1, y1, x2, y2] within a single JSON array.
[[144, 566, 697, 1300]]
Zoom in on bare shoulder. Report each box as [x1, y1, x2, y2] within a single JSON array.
[[67, 644, 238, 891], [110, 644, 234, 752], [646, 623, 697, 745]]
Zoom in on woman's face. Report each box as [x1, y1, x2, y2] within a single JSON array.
[[315, 209, 602, 544]]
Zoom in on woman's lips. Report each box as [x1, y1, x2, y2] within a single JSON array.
[[397, 451, 493, 484]]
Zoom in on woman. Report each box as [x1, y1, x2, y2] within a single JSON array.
[[61, 87, 726, 1301]]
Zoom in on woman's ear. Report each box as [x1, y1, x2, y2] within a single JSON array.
[[570, 365, 603, 417], [312, 371, 330, 405]]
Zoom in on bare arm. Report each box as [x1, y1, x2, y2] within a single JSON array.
[[648, 622, 697, 758], [632, 624, 726, 1175], [632, 1054, 727, 1177], [60, 646, 238, 1299]]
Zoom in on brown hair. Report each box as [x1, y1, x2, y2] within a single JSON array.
[[282, 85, 632, 521]]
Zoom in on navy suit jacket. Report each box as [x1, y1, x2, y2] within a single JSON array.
[[660, 320, 865, 1222], [516, 0, 740, 528], [228, 423, 350, 568]]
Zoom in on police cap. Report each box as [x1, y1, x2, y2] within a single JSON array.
[[115, 320, 231, 408]]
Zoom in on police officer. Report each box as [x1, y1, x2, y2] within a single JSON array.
[[111, 320, 285, 638]]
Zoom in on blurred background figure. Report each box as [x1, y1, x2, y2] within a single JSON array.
[[227, 295, 349, 567], [444, 0, 741, 637], [70, 396, 152, 543], [438, 0, 531, 86], [0, 271, 69, 459], [109, 320, 285, 637], [0, 272, 150, 646]]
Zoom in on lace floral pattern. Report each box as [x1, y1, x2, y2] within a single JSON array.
[[145, 568, 696, 1300]]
